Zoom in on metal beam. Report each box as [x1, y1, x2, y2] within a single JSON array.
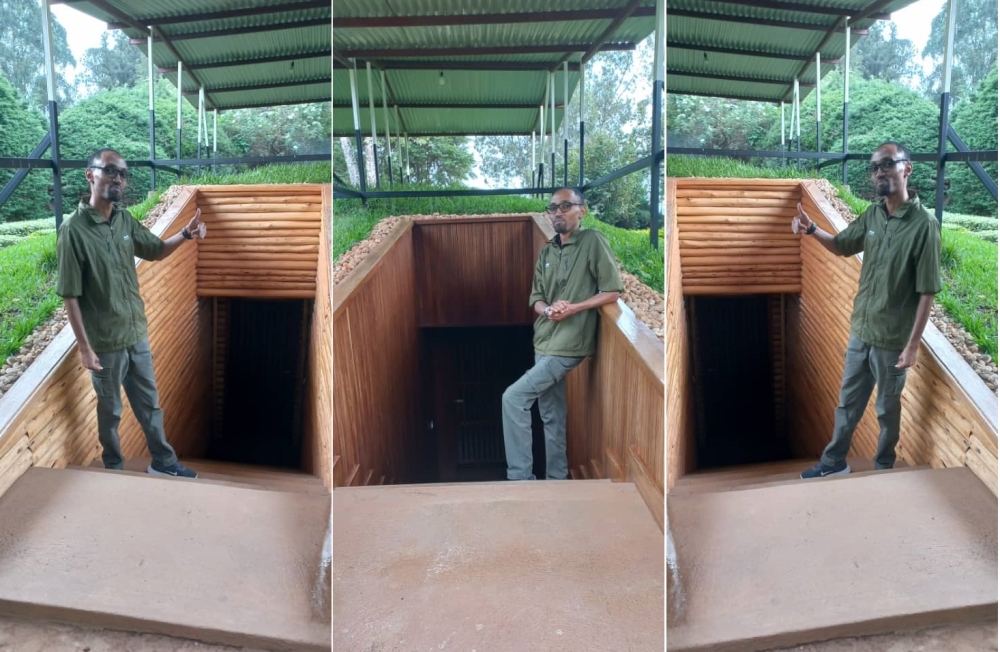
[[581, 0, 645, 64], [331, 7, 656, 28], [668, 41, 840, 64], [668, 69, 816, 87], [666, 88, 788, 103], [133, 17, 329, 44], [0, 134, 51, 208], [334, 60, 582, 72], [207, 97, 329, 111], [109, 1, 327, 29], [332, 102, 565, 110], [695, 0, 889, 20], [183, 77, 331, 95], [159, 49, 329, 72], [339, 44, 635, 58], [667, 9, 869, 33]]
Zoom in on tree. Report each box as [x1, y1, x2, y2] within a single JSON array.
[[395, 137, 474, 186], [852, 21, 921, 87], [0, 0, 75, 110], [946, 65, 998, 216], [81, 30, 145, 93], [666, 95, 773, 150], [0, 72, 50, 222], [222, 103, 331, 159], [922, 0, 998, 104]]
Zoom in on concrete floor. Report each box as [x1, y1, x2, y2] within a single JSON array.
[[0, 466, 331, 652], [333, 479, 664, 652], [667, 466, 998, 652], [768, 620, 998, 652]]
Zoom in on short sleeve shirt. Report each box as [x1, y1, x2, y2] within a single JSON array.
[[833, 194, 942, 350], [528, 228, 625, 357], [56, 201, 164, 352]]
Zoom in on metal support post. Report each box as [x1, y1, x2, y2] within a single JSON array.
[[41, 0, 62, 226], [366, 62, 379, 187], [348, 60, 366, 195]]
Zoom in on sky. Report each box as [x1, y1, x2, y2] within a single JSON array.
[[49, 0, 951, 187]]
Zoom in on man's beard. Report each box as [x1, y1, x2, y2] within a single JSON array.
[[875, 180, 891, 197], [554, 221, 570, 233], [105, 186, 123, 202]]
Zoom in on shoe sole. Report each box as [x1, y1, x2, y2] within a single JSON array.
[[146, 464, 198, 479], [800, 465, 851, 479]]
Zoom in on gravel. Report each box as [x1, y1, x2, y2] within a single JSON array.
[[333, 214, 665, 341]]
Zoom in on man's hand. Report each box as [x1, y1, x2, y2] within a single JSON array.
[[80, 347, 103, 372], [185, 208, 206, 239], [896, 345, 918, 370], [549, 301, 578, 322], [792, 203, 812, 234]]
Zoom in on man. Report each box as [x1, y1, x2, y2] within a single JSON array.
[[795, 142, 941, 478], [501, 188, 624, 480], [57, 148, 206, 478]]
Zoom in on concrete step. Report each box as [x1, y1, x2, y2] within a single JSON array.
[[666, 466, 998, 652], [78, 457, 328, 495], [333, 479, 663, 650], [670, 457, 910, 495], [0, 466, 330, 651]]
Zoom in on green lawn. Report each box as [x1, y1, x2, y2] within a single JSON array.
[[0, 162, 330, 362], [333, 187, 665, 293], [668, 155, 998, 360]]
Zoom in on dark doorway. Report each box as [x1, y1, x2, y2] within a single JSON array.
[[420, 326, 545, 483], [688, 295, 790, 470], [210, 298, 310, 469]]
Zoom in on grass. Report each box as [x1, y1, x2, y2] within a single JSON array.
[[669, 155, 998, 360], [0, 162, 329, 365], [333, 185, 665, 293]]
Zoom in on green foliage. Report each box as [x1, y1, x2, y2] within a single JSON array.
[[922, 0, 998, 104], [851, 22, 921, 86], [383, 137, 474, 187], [0, 0, 75, 110], [0, 73, 50, 223], [667, 156, 817, 180], [224, 103, 331, 158], [0, 232, 60, 359], [938, 228, 998, 358], [81, 31, 145, 93], [581, 216, 663, 292], [0, 217, 56, 237], [190, 162, 332, 187], [667, 95, 775, 150], [946, 65, 998, 217], [570, 131, 653, 230], [57, 79, 239, 207]]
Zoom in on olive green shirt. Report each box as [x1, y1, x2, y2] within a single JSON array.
[[833, 194, 941, 350], [56, 201, 165, 353], [528, 228, 625, 357]]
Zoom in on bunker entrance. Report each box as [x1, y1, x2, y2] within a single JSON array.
[[420, 325, 546, 483], [207, 298, 314, 471], [687, 294, 793, 471]]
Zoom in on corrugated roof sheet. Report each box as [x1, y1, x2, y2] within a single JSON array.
[[667, 0, 923, 103]]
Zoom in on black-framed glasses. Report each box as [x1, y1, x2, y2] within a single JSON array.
[[89, 165, 130, 181], [869, 159, 908, 176], [545, 201, 584, 214]]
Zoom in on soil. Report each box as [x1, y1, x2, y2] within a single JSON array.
[[332, 213, 665, 341], [0, 615, 272, 652], [811, 178, 997, 393]]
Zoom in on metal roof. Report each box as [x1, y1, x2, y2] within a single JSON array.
[[54, 0, 331, 111], [332, 1, 660, 136], [666, 0, 922, 103]]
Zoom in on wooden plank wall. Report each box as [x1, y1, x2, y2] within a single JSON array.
[[665, 179, 696, 491], [413, 216, 536, 327], [195, 184, 322, 299], [675, 179, 802, 295], [0, 188, 211, 497], [333, 221, 422, 487], [303, 186, 333, 489], [791, 180, 998, 494], [529, 216, 666, 530]]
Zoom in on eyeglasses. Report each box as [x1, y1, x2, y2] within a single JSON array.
[[869, 159, 908, 176], [88, 165, 130, 181], [545, 201, 584, 214]]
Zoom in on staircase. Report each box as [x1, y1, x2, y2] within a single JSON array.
[[333, 478, 663, 651], [666, 461, 998, 652], [0, 459, 331, 651]]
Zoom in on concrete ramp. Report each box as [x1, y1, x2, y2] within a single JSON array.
[[332, 480, 664, 651], [667, 466, 998, 651], [0, 467, 331, 651]]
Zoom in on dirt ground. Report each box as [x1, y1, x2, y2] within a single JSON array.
[[0, 615, 277, 652], [767, 620, 998, 652]]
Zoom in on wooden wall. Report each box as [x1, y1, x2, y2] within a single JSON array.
[[413, 216, 536, 327], [333, 221, 422, 487], [530, 216, 666, 530], [675, 179, 802, 295], [195, 184, 322, 299], [790, 181, 998, 494], [665, 179, 696, 491], [0, 188, 212, 497], [303, 186, 333, 489]]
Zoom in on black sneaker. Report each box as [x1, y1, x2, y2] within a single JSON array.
[[800, 461, 850, 479], [147, 461, 198, 478]]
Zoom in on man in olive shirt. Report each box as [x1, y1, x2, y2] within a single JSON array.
[[502, 188, 624, 480], [795, 142, 941, 478], [57, 148, 206, 478]]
